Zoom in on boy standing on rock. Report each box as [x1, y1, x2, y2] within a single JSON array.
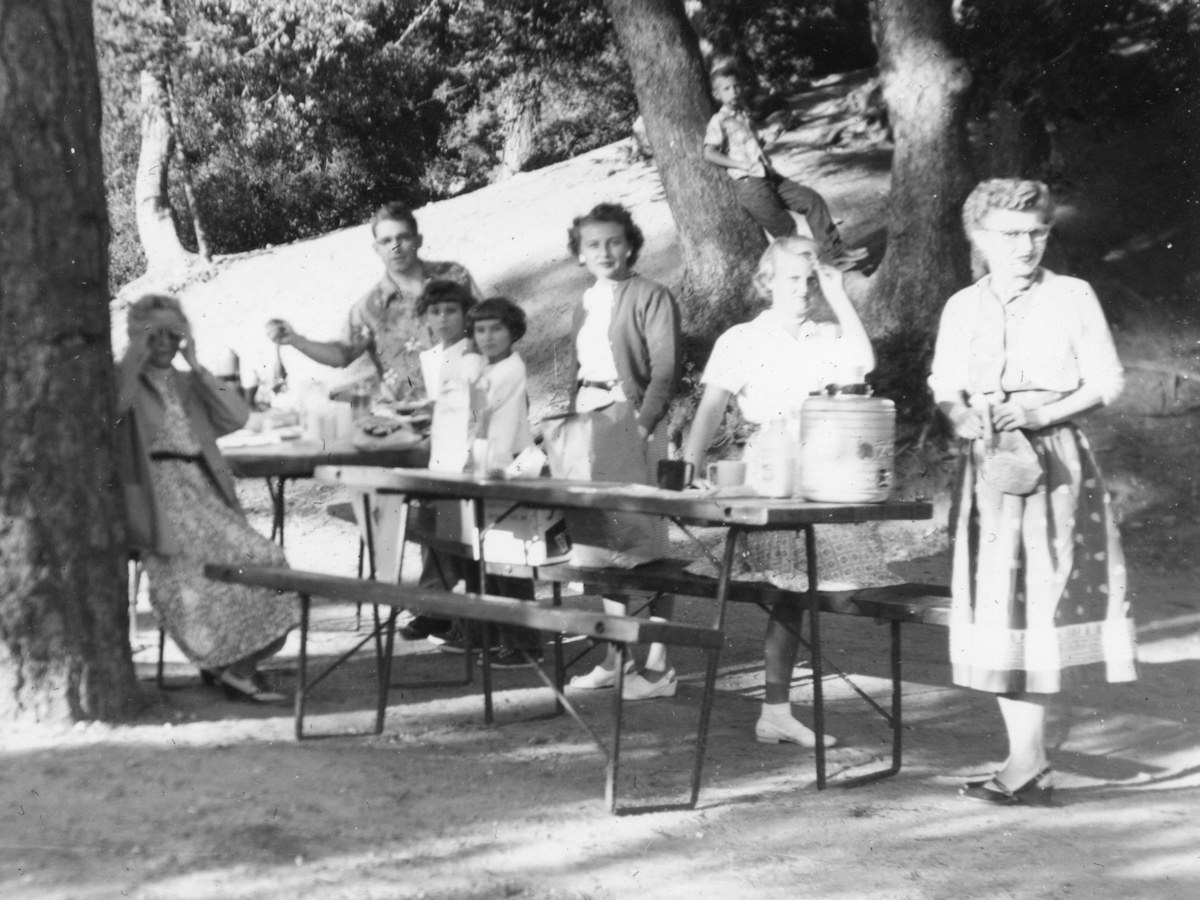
[[703, 66, 867, 271]]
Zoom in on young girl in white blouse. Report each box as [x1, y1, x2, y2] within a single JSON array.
[[683, 236, 876, 747]]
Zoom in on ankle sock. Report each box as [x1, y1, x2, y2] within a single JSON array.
[[761, 701, 792, 720]]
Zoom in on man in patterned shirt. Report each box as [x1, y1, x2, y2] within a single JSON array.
[[703, 66, 867, 271], [266, 202, 483, 401]]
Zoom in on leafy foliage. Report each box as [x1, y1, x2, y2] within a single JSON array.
[[697, 0, 876, 97], [958, 0, 1193, 177], [95, 0, 635, 288]]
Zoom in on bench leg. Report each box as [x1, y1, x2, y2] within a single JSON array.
[[552, 582, 565, 716], [295, 594, 310, 740], [889, 619, 902, 777], [375, 606, 400, 735], [805, 524, 827, 790], [606, 644, 631, 813]]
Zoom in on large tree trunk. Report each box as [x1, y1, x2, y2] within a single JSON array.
[[135, 67, 195, 273], [865, 0, 974, 337], [0, 0, 139, 723], [605, 0, 765, 347]]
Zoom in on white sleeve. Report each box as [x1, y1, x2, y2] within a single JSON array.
[[927, 291, 974, 405], [700, 328, 749, 395], [1070, 281, 1124, 405]]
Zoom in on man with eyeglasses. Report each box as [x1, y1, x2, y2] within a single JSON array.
[[266, 202, 483, 401]]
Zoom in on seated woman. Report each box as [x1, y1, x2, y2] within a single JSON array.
[[116, 294, 298, 702], [683, 237, 884, 748]]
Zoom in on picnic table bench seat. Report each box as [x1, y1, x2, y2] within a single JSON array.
[[204, 562, 724, 813], [522, 558, 951, 784]]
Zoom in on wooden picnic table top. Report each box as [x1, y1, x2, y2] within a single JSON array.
[[222, 438, 427, 480], [315, 465, 933, 529]]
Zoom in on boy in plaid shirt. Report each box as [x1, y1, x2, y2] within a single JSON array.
[[703, 66, 867, 271]]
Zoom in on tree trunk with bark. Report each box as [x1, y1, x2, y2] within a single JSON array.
[[605, 0, 765, 348], [0, 0, 139, 723], [496, 73, 542, 181], [135, 67, 196, 273], [865, 0, 974, 337]]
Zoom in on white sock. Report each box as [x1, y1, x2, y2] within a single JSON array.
[[761, 701, 792, 720]]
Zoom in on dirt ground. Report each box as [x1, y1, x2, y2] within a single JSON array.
[[4, 473, 1199, 900], [7, 74, 1199, 899]]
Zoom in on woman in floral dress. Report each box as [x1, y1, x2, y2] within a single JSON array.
[[117, 294, 297, 702]]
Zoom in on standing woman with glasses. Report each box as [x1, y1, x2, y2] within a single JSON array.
[[929, 179, 1135, 804], [117, 294, 297, 702]]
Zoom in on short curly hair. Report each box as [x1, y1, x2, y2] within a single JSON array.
[[566, 202, 645, 268], [416, 279, 475, 318], [752, 236, 820, 301], [468, 296, 527, 343], [126, 293, 188, 337], [961, 179, 1052, 234]]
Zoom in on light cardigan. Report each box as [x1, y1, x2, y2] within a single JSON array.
[[928, 269, 1124, 407], [568, 273, 681, 433], [115, 367, 249, 555]]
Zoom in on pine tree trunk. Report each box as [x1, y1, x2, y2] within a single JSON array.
[[136, 68, 195, 273], [0, 0, 139, 723], [605, 0, 765, 347], [865, 0, 974, 337]]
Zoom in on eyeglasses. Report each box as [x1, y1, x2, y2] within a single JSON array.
[[148, 327, 184, 343], [375, 234, 419, 248], [979, 226, 1051, 242]]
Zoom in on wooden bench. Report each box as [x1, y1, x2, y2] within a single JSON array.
[[204, 563, 724, 813], [520, 558, 951, 786]]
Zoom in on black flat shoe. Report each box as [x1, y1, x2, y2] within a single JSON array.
[[219, 670, 287, 704], [960, 767, 1054, 806]]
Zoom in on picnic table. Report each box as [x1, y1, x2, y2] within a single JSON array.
[[313, 466, 938, 802], [219, 435, 427, 544]]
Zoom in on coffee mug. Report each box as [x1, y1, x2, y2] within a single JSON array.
[[657, 459, 694, 491], [707, 460, 747, 487]]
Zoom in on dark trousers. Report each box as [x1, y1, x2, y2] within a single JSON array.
[[420, 547, 540, 651], [732, 173, 843, 252]]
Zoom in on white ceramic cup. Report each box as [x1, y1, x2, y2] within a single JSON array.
[[707, 460, 747, 487]]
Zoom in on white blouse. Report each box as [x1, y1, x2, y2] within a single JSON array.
[[928, 270, 1124, 405]]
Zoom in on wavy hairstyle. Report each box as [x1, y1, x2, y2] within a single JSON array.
[[566, 202, 645, 268]]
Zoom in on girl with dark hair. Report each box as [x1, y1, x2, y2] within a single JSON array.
[[564, 203, 683, 701]]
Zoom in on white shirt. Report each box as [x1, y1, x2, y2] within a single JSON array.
[[702, 308, 865, 424], [419, 338, 470, 401], [576, 279, 622, 382], [928, 270, 1124, 406], [476, 352, 533, 466], [427, 343, 484, 472]]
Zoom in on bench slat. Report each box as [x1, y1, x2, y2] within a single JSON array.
[[204, 564, 722, 650], [532, 559, 951, 627]]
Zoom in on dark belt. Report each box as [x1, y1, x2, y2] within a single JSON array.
[[149, 452, 204, 463], [578, 379, 618, 390]]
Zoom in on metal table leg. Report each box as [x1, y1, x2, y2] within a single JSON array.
[[805, 524, 827, 789], [266, 476, 287, 546]]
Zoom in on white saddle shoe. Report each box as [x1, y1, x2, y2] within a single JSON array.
[[754, 715, 838, 748]]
